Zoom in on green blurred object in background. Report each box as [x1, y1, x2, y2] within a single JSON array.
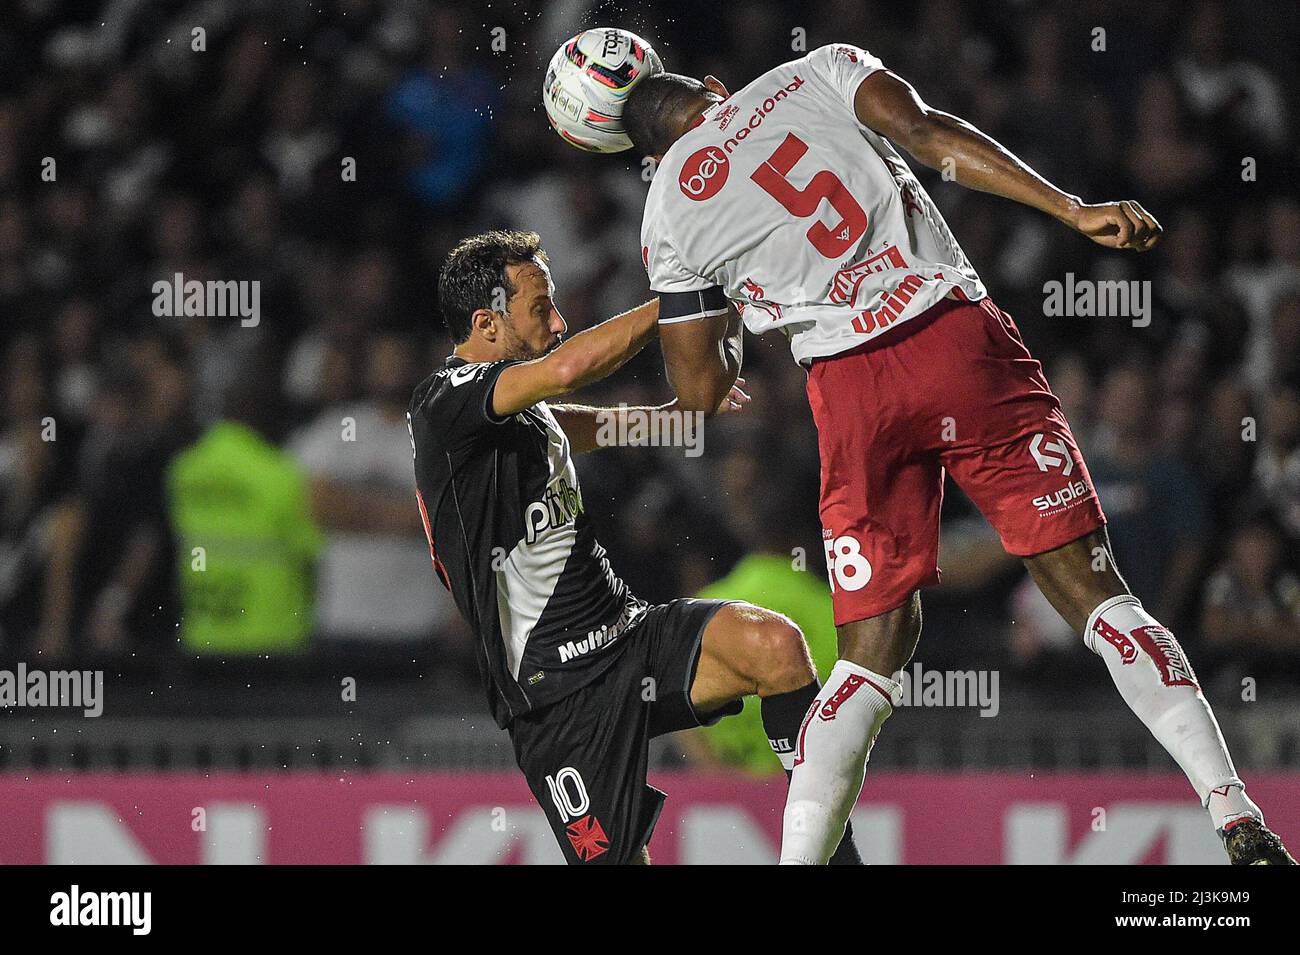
[[168, 422, 323, 654], [695, 553, 839, 775]]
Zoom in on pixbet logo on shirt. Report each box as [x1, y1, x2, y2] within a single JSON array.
[[524, 476, 583, 544]]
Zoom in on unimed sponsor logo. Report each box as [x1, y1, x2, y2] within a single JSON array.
[[50, 885, 151, 935]]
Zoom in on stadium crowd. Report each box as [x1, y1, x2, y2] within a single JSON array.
[[0, 0, 1297, 714]]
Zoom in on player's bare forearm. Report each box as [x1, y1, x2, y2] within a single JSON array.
[[886, 105, 1077, 222], [553, 380, 749, 453], [550, 403, 669, 453], [854, 70, 1161, 251], [492, 299, 659, 415], [546, 298, 659, 391], [660, 304, 743, 415]]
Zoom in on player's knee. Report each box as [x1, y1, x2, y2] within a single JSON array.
[[738, 606, 815, 696]]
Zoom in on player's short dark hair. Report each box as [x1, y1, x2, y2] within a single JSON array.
[[438, 230, 548, 344], [624, 72, 710, 157]]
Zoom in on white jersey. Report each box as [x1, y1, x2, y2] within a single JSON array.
[[641, 44, 987, 364]]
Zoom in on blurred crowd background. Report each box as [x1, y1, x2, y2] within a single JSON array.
[[1, 0, 1297, 771]]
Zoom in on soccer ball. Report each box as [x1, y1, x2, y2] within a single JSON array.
[[542, 27, 663, 153]]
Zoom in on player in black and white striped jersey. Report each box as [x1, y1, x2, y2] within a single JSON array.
[[408, 229, 860, 863]]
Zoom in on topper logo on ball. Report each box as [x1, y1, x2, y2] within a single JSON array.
[[679, 146, 729, 200]]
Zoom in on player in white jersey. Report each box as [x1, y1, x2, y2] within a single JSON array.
[[623, 43, 1293, 864]]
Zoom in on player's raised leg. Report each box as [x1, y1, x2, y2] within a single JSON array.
[[689, 602, 864, 864], [775, 596, 915, 865], [1025, 528, 1295, 864], [773, 333, 947, 865]]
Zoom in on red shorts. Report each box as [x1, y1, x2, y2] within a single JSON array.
[[806, 296, 1105, 625]]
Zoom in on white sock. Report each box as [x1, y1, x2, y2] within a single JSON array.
[[1085, 595, 1258, 830], [779, 659, 901, 865]]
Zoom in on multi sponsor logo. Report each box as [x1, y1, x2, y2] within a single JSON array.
[[556, 603, 642, 664]]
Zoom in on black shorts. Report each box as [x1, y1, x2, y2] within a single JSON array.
[[508, 598, 742, 865]]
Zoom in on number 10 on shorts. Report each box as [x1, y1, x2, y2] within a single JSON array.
[[545, 767, 590, 823], [824, 532, 872, 592]]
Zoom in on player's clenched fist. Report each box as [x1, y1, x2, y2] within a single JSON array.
[[1070, 199, 1163, 252], [716, 378, 750, 415]]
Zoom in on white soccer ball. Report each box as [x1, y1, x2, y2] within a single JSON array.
[[542, 27, 663, 153]]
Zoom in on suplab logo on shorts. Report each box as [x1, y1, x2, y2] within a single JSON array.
[[678, 146, 729, 200]]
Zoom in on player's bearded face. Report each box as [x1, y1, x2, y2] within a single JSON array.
[[501, 261, 566, 360]]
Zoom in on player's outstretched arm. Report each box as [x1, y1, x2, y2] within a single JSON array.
[[552, 379, 750, 453], [853, 70, 1162, 252], [491, 299, 659, 417], [659, 302, 743, 416]]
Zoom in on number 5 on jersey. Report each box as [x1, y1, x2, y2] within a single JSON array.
[[824, 532, 872, 592], [751, 132, 867, 258]]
